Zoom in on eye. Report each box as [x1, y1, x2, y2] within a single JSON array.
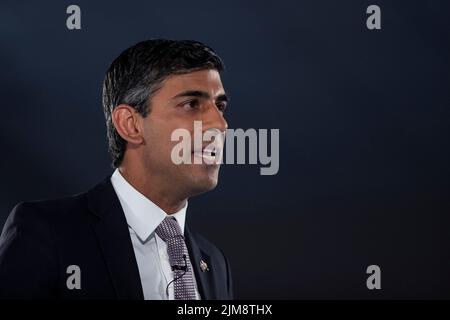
[[181, 99, 200, 110], [216, 101, 227, 113]]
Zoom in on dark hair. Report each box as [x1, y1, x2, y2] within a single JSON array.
[[102, 39, 225, 167]]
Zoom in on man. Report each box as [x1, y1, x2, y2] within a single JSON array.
[[0, 39, 233, 300]]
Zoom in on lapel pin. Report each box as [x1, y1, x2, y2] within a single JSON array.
[[200, 259, 209, 272]]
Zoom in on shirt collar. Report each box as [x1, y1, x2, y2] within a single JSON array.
[[110, 169, 188, 242]]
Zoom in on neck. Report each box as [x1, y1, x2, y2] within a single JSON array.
[[117, 165, 187, 215]]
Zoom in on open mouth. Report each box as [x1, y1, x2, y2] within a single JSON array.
[[192, 147, 220, 164], [204, 149, 216, 157]]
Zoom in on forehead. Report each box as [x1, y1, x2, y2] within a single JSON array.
[[159, 69, 224, 97]]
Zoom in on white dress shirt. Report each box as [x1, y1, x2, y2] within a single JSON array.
[[110, 169, 201, 300]]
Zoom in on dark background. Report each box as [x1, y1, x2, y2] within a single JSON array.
[[1, 0, 449, 299]]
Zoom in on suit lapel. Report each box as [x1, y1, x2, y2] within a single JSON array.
[[185, 226, 215, 300], [87, 177, 144, 300]]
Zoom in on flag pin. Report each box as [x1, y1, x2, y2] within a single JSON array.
[[200, 260, 209, 272]]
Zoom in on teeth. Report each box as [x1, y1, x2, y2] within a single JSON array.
[[192, 148, 221, 164]]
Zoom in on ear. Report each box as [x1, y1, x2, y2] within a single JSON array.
[[112, 105, 144, 145]]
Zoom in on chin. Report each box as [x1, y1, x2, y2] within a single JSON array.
[[188, 172, 219, 196]]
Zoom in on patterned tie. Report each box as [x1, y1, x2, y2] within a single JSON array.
[[155, 217, 197, 300]]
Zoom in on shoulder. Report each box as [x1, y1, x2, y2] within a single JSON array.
[[1, 179, 104, 239], [1, 195, 84, 240], [6, 175, 113, 223], [7, 192, 87, 222]]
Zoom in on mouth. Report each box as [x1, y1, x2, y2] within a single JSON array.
[[192, 147, 220, 164]]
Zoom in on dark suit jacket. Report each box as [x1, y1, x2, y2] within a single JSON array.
[[0, 177, 233, 299]]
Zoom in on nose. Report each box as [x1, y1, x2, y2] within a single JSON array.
[[203, 101, 228, 133]]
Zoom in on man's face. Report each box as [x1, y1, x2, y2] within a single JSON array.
[[140, 69, 228, 198]]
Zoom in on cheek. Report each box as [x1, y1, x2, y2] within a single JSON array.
[[145, 116, 196, 157], [145, 118, 171, 144], [148, 123, 187, 162], [141, 122, 167, 160]]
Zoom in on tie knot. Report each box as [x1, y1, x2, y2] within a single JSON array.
[[155, 217, 183, 242]]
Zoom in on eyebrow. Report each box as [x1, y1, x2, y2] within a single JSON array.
[[172, 90, 229, 102]]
